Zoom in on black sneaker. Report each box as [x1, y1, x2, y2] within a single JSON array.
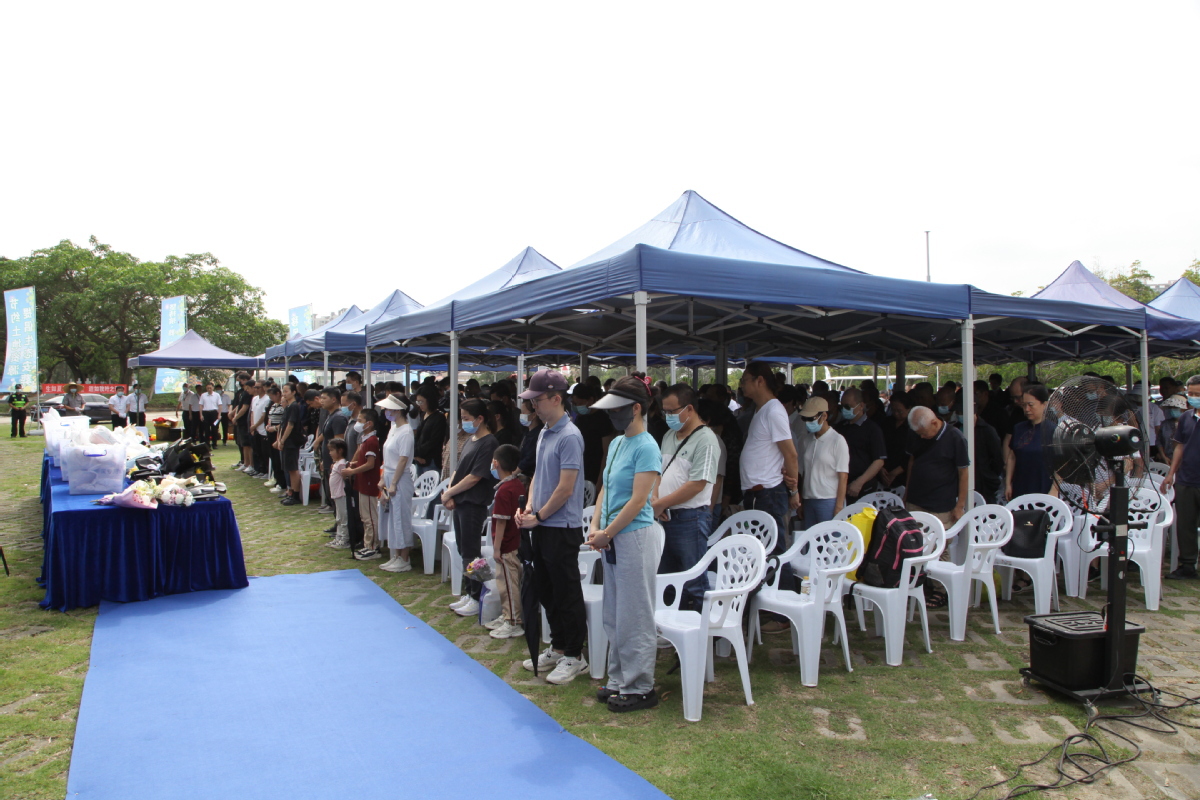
[[1165, 565, 1199, 580], [323, 525, 338, 534], [280, 496, 300, 506], [607, 689, 659, 713]]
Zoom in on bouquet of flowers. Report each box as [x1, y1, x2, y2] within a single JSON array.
[[97, 480, 158, 510], [465, 557, 494, 582], [156, 485, 195, 507]]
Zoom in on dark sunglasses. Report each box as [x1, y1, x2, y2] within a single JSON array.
[[800, 413, 824, 422]]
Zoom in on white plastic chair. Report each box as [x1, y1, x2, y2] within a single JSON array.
[[410, 476, 448, 574], [996, 494, 1073, 615], [850, 511, 945, 666], [747, 521, 863, 686], [1148, 461, 1170, 477], [1148, 473, 1179, 572], [583, 480, 596, 508], [925, 505, 1014, 641], [297, 452, 318, 506], [706, 509, 778, 555], [1078, 486, 1169, 611], [856, 491, 906, 512], [439, 507, 462, 593], [655, 534, 766, 722], [578, 523, 666, 679]]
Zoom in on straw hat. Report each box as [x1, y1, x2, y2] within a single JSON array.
[[66, 383, 81, 392]]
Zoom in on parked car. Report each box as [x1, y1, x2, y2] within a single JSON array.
[[34, 394, 111, 424]]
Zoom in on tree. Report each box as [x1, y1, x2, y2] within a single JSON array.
[[1181, 258, 1200, 287], [0, 238, 286, 385], [1100, 260, 1157, 304]]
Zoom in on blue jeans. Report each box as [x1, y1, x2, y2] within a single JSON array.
[[659, 507, 712, 611], [802, 498, 837, 529]]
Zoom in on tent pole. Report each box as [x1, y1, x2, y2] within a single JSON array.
[[716, 332, 727, 387], [324, 351, 330, 386], [670, 357, 677, 384], [1125, 363, 1133, 392], [579, 352, 589, 382], [634, 291, 649, 374], [404, 364, 410, 391], [449, 331, 460, 478], [872, 361, 879, 383], [785, 362, 793, 385], [284, 356, 290, 381], [691, 365, 699, 386], [364, 348, 373, 408], [1026, 361, 1037, 382], [516, 354, 525, 393], [962, 317, 976, 510], [1141, 329, 1152, 464]]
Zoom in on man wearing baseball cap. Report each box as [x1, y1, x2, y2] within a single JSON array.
[[516, 369, 589, 684]]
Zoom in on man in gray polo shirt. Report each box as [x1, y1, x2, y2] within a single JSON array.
[[516, 369, 588, 685]]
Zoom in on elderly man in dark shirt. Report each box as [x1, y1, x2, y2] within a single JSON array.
[[904, 405, 970, 528]]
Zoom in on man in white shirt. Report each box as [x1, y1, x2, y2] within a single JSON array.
[[738, 362, 800, 549], [127, 383, 149, 427], [796, 397, 849, 527], [249, 383, 272, 477], [198, 383, 222, 446], [108, 388, 129, 428], [652, 384, 721, 611]]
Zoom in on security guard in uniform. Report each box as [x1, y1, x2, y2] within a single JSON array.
[[9, 383, 29, 438]]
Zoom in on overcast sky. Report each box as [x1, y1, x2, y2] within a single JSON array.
[[3, 1, 1198, 323]]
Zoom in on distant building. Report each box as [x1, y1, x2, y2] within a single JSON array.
[[312, 308, 348, 328]]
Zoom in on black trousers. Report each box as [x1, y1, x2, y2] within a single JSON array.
[[128, 411, 146, 427], [454, 502, 489, 600], [253, 432, 270, 475], [219, 413, 231, 446], [532, 525, 588, 658], [10, 409, 26, 437], [346, 490, 365, 551], [202, 410, 220, 446], [110, 414, 127, 429], [1175, 483, 1200, 569]]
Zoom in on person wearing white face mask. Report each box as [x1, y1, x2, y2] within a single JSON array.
[[835, 387, 887, 501], [1162, 375, 1200, 580], [108, 387, 130, 428], [651, 384, 720, 611], [341, 407, 382, 559], [375, 395, 415, 573], [797, 397, 849, 529], [441, 398, 499, 615]]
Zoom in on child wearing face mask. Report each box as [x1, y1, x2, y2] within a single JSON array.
[[326, 439, 351, 550], [485, 444, 525, 639]]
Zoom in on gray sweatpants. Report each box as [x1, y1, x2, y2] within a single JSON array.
[[602, 525, 658, 695]]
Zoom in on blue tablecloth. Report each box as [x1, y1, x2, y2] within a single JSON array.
[[39, 457, 249, 611]]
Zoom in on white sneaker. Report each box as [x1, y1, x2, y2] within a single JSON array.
[[523, 646, 565, 673], [242, 465, 256, 474], [325, 537, 350, 549], [449, 595, 471, 610], [454, 598, 480, 617], [392, 559, 413, 574], [482, 616, 506, 630], [545, 655, 588, 685], [264, 479, 277, 488], [490, 621, 525, 639], [379, 557, 399, 570]]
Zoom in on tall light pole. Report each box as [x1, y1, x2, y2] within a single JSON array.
[[925, 230, 931, 282]]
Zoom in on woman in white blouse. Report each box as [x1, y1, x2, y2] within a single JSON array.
[[376, 395, 415, 573]]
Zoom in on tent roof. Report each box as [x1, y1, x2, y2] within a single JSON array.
[[288, 291, 422, 355], [430, 247, 561, 307], [1033, 261, 1200, 343], [267, 305, 364, 360], [568, 190, 863, 273], [366, 244, 1160, 365], [1150, 278, 1200, 321], [128, 330, 262, 369]]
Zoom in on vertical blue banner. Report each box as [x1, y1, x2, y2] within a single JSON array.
[[2, 287, 38, 392], [287, 304, 314, 381], [154, 296, 188, 395]]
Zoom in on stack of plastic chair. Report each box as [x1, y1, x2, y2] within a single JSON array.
[[748, 521, 863, 686], [655, 534, 765, 722], [410, 473, 448, 574], [995, 494, 1073, 615], [706, 509, 778, 553], [855, 491, 906, 512], [1078, 486, 1169, 611], [926, 505, 1014, 641], [849, 512, 945, 665]]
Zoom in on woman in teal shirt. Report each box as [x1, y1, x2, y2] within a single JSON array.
[[587, 376, 662, 713]]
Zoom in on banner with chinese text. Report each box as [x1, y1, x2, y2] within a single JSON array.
[[2, 287, 38, 392], [153, 296, 188, 395]]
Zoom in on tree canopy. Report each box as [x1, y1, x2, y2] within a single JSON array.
[[0, 237, 286, 384]]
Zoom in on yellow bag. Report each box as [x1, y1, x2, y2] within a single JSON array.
[[846, 506, 877, 581]]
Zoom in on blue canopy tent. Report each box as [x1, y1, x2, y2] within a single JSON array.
[[1150, 277, 1200, 321], [265, 305, 364, 362], [128, 330, 263, 370]]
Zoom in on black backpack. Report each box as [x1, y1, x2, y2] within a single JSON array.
[[857, 508, 926, 589]]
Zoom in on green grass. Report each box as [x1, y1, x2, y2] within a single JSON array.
[[1, 435, 1197, 799]]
